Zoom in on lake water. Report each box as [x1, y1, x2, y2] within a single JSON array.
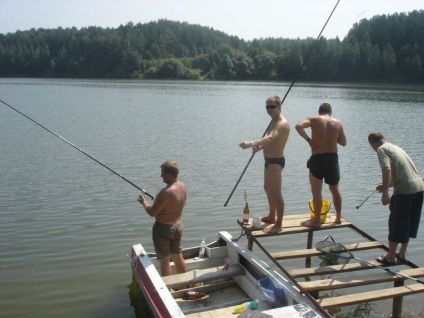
[[0, 79, 423, 318]]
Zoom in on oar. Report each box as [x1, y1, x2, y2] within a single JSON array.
[[0, 98, 154, 199], [356, 189, 377, 209], [224, 0, 341, 207]]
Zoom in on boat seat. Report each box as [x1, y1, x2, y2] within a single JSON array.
[[163, 264, 246, 289]]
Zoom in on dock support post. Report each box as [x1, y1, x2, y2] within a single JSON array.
[[306, 230, 314, 268], [247, 236, 253, 251], [392, 280, 404, 318]]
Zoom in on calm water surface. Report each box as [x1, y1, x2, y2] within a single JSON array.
[[0, 79, 423, 318]]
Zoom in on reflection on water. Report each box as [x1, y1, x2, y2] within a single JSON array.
[[0, 79, 423, 317], [127, 278, 151, 318]]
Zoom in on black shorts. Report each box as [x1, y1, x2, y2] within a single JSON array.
[[388, 191, 423, 243], [307, 153, 340, 185]]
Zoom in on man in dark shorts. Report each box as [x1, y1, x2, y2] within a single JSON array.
[[240, 96, 290, 233], [295, 103, 347, 227], [368, 132, 424, 265], [307, 153, 340, 185], [138, 161, 188, 276]]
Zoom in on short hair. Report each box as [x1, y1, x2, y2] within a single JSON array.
[[161, 160, 179, 178], [319, 103, 332, 114], [266, 95, 282, 106], [368, 131, 385, 144]]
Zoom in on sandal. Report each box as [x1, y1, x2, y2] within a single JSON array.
[[396, 253, 409, 264], [375, 255, 396, 266]]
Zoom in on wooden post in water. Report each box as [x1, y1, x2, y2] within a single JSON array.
[[392, 280, 404, 318], [306, 230, 314, 268]]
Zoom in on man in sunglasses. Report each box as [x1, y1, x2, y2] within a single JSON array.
[[295, 103, 347, 228], [239, 96, 290, 233]]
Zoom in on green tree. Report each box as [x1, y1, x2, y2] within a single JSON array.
[[381, 44, 396, 76]]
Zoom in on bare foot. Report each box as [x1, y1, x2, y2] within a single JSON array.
[[263, 223, 282, 233], [261, 216, 276, 223], [301, 219, 322, 228], [334, 217, 342, 224]]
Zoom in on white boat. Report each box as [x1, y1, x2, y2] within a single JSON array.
[[129, 231, 329, 317]]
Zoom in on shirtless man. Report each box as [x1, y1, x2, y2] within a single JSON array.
[[138, 160, 188, 276], [295, 103, 347, 228], [239, 96, 290, 233]]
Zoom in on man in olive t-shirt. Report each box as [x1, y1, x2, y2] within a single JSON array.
[[368, 131, 424, 265]]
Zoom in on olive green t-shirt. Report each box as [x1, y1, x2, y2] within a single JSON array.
[[377, 142, 424, 195]]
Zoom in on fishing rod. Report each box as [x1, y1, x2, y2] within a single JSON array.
[[0, 98, 155, 200], [224, 0, 342, 207], [356, 189, 377, 209]]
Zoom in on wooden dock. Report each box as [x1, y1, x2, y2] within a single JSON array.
[[237, 213, 424, 318]]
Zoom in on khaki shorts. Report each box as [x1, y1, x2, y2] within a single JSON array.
[[152, 222, 183, 259]]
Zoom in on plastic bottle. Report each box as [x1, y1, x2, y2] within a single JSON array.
[[199, 238, 206, 258], [243, 203, 250, 224], [233, 299, 260, 314]]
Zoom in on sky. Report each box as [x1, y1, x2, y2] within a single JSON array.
[[1, 0, 422, 40]]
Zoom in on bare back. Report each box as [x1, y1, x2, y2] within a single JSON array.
[[151, 181, 187, 224], [310, 115, 346, 154]]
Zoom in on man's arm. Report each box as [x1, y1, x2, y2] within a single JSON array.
[[240, 121, 288, 149], [380, 166, 391, 205], [337, 125, 347, 146], [138, 191, 167, 217], [295, 118, 312, 141]]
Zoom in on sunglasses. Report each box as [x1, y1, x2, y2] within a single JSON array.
[[265, 105, 277, 109]]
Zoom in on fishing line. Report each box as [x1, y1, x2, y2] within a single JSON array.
[[224, 0, 342, 207], [0, 98, 154, 199]]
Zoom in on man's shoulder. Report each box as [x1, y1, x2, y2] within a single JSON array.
[[331, 117, 343, 124], [309, 115, 326, 123], [277, 116, 290, 128]]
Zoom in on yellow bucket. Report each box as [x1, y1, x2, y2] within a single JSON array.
[[309, 199, 331, 223]]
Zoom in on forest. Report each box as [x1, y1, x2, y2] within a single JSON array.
[[0, 10, 423, 83]]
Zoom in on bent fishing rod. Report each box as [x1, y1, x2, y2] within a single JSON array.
[[224, 0, 341, 207], [356, 189, 377, 209], [0, 98, 155, 200]]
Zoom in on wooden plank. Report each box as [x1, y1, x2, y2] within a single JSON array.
[[240, 214, 346, 229], [270, 241, 383, 260], [162, 264, 245, 289], [239, 214, 351, 231], [244, 220, 352, 238], [288, 261, 379, 278], [298, 268, 424, 292], [318, 283, 424, 309]]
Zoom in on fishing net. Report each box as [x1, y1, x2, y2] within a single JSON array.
[[316, 235, 424, 284], [316, 235, 353, 265]]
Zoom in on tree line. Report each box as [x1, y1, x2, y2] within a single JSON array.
[[0, 10, 423, 83]]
